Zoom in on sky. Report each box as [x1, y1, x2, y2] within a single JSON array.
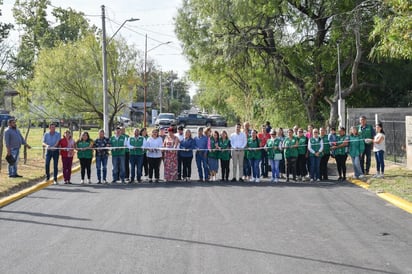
[[1, 0, 190, 79]]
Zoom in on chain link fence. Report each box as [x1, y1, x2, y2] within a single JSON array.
[[347, 108, 412, 164]]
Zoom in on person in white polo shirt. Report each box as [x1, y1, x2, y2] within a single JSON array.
[[230, 123, 247, 182]]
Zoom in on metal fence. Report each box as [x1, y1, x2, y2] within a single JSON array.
[[347, 108, 411, 164]]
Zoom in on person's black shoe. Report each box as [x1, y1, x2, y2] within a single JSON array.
[[14, 174, 23, 178], [97, 181, 102, 184], [239, 178, 244, 182], [9, 175, 17, 178], [231, 178, 237, 182]]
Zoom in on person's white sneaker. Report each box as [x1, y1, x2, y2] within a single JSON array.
[[250, 178, 254, 182], [53, 180, 58, 185], [255, 178, 260, 183], [87, 179, 91, 184], [80, 180, 84, 184]]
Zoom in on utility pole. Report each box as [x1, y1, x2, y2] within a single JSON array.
[[101, 5, 109, 136], [159, 72, 163, 113]]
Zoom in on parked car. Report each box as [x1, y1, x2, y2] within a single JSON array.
[[177, 113, 213, 127], [208, 114, 227, 127], [0, 114, 14, 126], [154, 113, 176, 127]]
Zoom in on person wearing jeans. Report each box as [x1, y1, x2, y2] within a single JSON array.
[[110, 127, 127, 184], [194, 127, 209, 182], [349, 126, 365, 179], [128, 128, 146, 183], [308, 129, 323, 182], [4, 118, 31, 178], [266, 129, 282, 183], [94, 129, 110, 184], [42, 123, 61, 184], [246, 130, 261, 183], [371, 123, 386, 178]]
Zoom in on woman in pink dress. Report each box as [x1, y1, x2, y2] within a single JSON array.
[[163, 127, 180, 181]]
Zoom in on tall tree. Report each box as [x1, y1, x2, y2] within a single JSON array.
[[370, 0, 412, 60], [14, 35, 140, 131]]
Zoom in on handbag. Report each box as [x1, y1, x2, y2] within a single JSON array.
[[274, 153, 283, 161], [5, 154, 16, 165]]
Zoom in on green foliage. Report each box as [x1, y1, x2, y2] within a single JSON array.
[[370, 0, 412, 60]]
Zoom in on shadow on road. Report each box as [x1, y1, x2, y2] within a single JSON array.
[[0, 216, 397, 274], [0, 210, 91, 221]]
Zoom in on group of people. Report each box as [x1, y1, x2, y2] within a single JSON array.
[[4, 115, 386, 184]]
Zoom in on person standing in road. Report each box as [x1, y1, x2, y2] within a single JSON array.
[[258, 124, 270, 178], [179, 129, 196, 182], [110, 126, 127, 184], [369, 123, 386, 178], [219, 130, 231, 181], [76, 132, 94, 184], [94, 129, 110, 184], [242, 122, 252, 180], [163, 127, 180, 181], [4, 118, 31, 178], [246, 130, 261, 183], [194, 127, 209, 182], [145, 128, 163, 183], [308, 129, 323, 182], [358, 115, 375, 175], [58, 130, 75, 184], [332, 127, 349, 182], [266, 129, 282, 183], [42, 123, 61, 184], [278, 128, 286, 178], [128, 128, 146, 183], [208, 130, 220, 181], [319, 127, 331, 181], [283, 129, 298, 182], [296, 128, 308, 181], [230, 123, 247, 182], [140, 128, 149, 179], [175, 126, 185, 180], [121, 127, 130, 181], [349, 126, 365, 180]]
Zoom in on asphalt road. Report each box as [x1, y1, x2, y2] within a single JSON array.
[[1, 134, 412, 273]]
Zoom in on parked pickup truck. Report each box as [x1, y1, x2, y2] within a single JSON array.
[[177, 114, 213, 127]]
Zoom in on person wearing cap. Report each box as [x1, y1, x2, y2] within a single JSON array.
[[163, 127, 180, 181], [175, 126, 185, 180], [4, 118, 31, 178], [42, 123, 61, 184], [110, 126, 127, 184], [332, 127, 349, 181], [358, 115, 375, 175]]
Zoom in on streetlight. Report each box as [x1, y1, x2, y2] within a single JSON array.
[[101, 5, 139, 136], [337, 42, 345, 128], [143, 34, 171, 127]]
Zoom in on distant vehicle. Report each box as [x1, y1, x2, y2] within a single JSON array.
[[177, 113, 213, 127], [208, 114, 227, 127], [154, 113, 176, 127], [0, 114, 13, 126]]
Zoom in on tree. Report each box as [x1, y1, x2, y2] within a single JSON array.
[[14, 35, 141, 132], [370, 0, 412, 60], [0, 0, 13, 103], [176, 0, 410, 127]]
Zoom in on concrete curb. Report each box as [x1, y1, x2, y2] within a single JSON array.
[[349, 178, 412, 214], [0, 165, 81, 208]]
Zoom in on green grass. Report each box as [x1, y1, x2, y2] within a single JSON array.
[[367, 166, 412, 202]]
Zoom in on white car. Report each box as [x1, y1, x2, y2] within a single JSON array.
[[155, 113, 176, 127]]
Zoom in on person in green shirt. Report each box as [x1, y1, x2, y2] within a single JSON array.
[[219, 130, 231, 181], [349, 126, 365, 179], [127, 128, 147, 183], [283, 129, 299, 182], [246, 130, 261, 183], [331, 127, 349, 181], [76, 131, 94, 184], [296, 128, 308, 181], [265, 129, 283, 183], [110, 127, 127, 184], [208, 130, 220, 181], [358, 115, 375, 175]]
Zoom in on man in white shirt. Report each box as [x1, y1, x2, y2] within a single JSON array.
[[230, 123, 247, 182]]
